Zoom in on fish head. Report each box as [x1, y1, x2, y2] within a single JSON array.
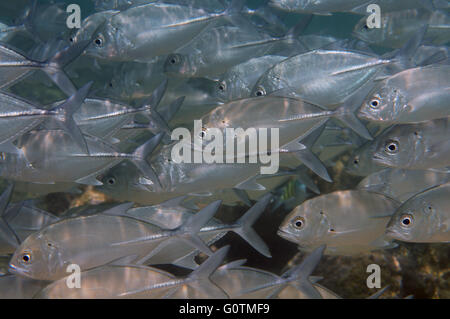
[[344, 142, 379, 176], [386, 197, 438, 243], [372, 127, 419, 168], [352, 16, 383, 44], [85, 21, 121, 60], [251, 71, 280, 98], [9, 231, 64, 280], [97, 162, 144, 195], [277, 199, 329, 247], [213, 79, 233, 102], [164, 53, 193, 77], [359, 86, 405, 123]]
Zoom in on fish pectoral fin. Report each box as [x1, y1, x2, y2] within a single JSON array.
[[75, 175, 103, 186], [188, 191, 213, 197], [234, 178, 266, 191], [368, 236, 396, 249]]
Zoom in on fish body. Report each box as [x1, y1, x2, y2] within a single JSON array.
[[359, 65, 450, 124], [164, 25, 280, 78], [86, 2, 241, 62], [252, 50, 388, 108], [278, 190, 399, 255], [357, 168, 450, 202]]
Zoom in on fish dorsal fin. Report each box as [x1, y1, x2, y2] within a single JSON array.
[[232, 193, 272, 258]]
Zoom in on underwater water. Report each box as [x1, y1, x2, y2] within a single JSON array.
[[0, 0, 448, 299]]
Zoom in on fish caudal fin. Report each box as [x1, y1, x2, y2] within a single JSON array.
[[43, 40, 91, 96], [175, 200, 222, 255], [49, 81, 93, 154], [333, 83, 373, 140], [184, 246, 230, 298], [0, 185, 21, 247], [232, 193, 272, 258], [131, 133, 164, 190], [286, 245, 326, 299]]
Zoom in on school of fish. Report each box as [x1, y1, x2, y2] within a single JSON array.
[[0, 0, 448, 299]]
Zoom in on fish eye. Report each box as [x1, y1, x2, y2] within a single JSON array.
[[363, 24, 369, 30], [168, 54, 180, 65], [400, 214, 413, 227], [217, 81, 226, 92], [291, 216, 305, 230], [384, 140, 399, 154], [254, 87, 266, 97], [94, 35, 104, 47], [20, 253, 32, 264], [107, 177, 116, 185], [199, 127, 207, 138], [369, 98, 380, 109], [353, 156, 360, 165]]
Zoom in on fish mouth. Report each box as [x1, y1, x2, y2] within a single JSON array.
[[372, 153, 388, 165], [385, 228, 407, 241], [8, 263, 30, 276], [276, 229, 297, 242]]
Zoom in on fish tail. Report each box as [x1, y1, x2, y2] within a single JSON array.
[[176, 200, 222, 255], [232, 193, 272, 258], [333, 83, 373, 140], [49, 82, 93, 155], [287, 245, 326, 299], [131, 132, 165, 190], [185, 246, 230, 298], [42, 40, 91, 96], [392, 24, 428, 69], [0, 184, 21, 248], [292, 122, 333, 182]]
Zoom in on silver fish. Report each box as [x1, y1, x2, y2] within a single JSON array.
[[213, 55, 286, 102], [353, 9, 450, 48], [37, 245, 230, 299], [357, 168, 450, 202], [213, 245, 325, 299], [278, 190, 399, 255], [0, 40, 89, 96], [269, 0, 442, 15], [358, 65, 450, 124], [163, 18, 308, 78], [252, 49, 392, 108], [8, 201, 221, 281], [1, 130, 162, 187], [386, 182, 450, 243], [86, 1, 243, 62], [371, 119, 450, 169]]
